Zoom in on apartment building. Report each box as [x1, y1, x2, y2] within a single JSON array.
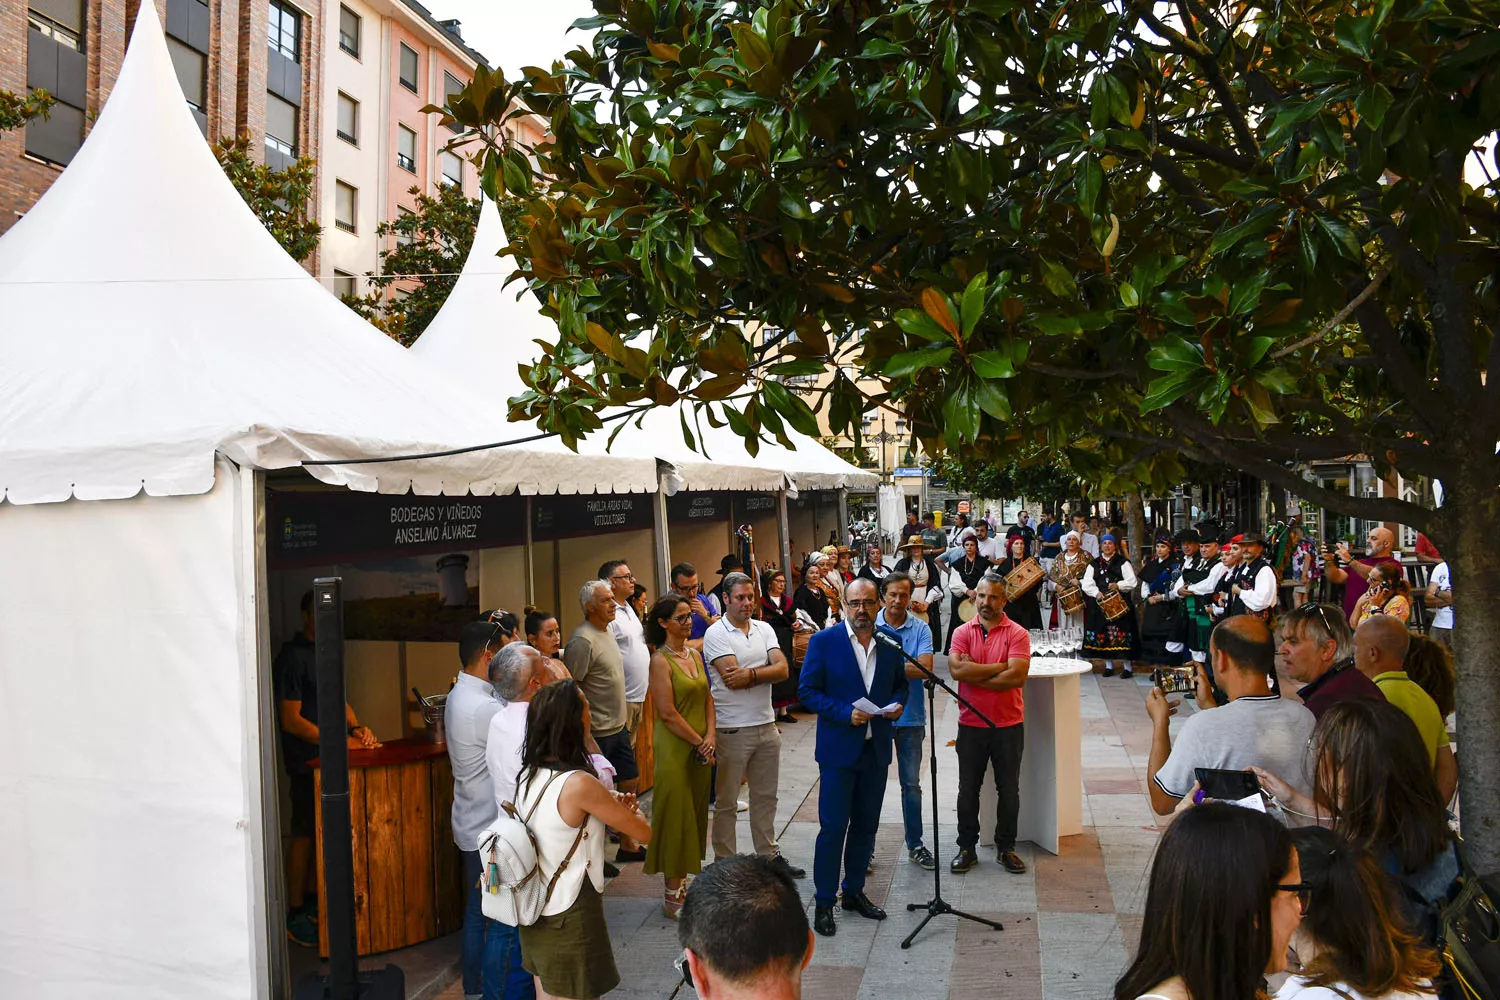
[[319, 0, 545, 301], [1, 0, 325, 242]]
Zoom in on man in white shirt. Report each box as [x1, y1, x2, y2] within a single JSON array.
[[701, 572, 805, 880], [1070, 512, 1101, 558], [1425, 560, 1453, 647], [1227, 533, 1278, 621], [600, 560, 651, 734], [972, 518, 1004, 562], [485, 644, 549, 812]]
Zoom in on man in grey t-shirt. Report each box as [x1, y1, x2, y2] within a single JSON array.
[[701, 573, 804, 879], [1147, 615, 1315, 817]]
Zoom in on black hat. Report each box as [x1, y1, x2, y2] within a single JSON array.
[[1174, 529, 1202, 545], [717, 554, 744, 575], [1240, 531, 1267, 547]]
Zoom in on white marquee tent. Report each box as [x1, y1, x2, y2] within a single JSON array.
[[0, 6, 648, 999], [411, 198, 877, 495]]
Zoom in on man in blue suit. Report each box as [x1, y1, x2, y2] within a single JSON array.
[[798, 577, 910, 937]]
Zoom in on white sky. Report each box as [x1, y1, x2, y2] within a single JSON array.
[[426, 0, 598, 80]]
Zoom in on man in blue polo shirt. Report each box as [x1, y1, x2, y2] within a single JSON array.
[[875, 570, 937, 870]]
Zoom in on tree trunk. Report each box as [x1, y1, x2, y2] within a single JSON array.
[[1126, 492, 1147, 566], [1445, 468, 1500, 875]]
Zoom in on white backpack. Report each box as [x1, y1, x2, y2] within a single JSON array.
[[477, 770, 585, 927]]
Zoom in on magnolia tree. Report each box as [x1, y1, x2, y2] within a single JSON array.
[[444, 1, 1500, 864]]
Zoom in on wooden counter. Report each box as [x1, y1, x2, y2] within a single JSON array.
[[314, 738, 464, 957]]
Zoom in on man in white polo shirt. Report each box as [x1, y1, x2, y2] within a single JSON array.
[[702, 572, 805, 879], [601, 559, 650, 861]]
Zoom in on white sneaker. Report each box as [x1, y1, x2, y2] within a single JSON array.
[[736, 799, 750, 813]]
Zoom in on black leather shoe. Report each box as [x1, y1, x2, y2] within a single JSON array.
[[840, 892, 887, 920], [814, 905, 837, 937], [950, 848, 979, 873], [999, 849, 1028, 874]]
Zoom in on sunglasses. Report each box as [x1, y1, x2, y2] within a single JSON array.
[[1278, 881, 1313, 915], [485, 608, 513, 656]]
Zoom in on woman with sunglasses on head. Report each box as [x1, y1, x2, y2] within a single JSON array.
[[1115, 803, 1305, 1000], [1251, 699, 1458, 944], [1275, 827, 1440, 1000], [515, 681, 650, 1000], [641, 596, 716, 919]]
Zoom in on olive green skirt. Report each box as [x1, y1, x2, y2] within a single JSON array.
[[519, 882, 618, 998]]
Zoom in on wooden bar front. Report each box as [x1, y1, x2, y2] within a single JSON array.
[[314, 739, 464, 956]]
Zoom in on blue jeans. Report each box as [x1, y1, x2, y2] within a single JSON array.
[[894, 726, 926, 850], [461, 850, 536, 1000]]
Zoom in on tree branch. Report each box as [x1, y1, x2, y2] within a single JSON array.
[[1148, 153, 1216, 217], [1027, 361, 1132, 381], [1271, 264, 1392, 359], [1155, 130, 1256, 172], [1352, 295, 1449, 433]]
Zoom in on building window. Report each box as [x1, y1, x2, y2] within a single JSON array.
[[25, 4, 87, 165], [336, 92, 358, 145], [266, 93, 298, 156], [333, 270, 357, 299], [338, 5, 360, 58], [439, 150, 462, 188], [443, 71, 463, 131], [268, 0, 301, 62], [397, 124, 417, 173], [335, 181, 357, 233], [396, 205, 415, 246], [399, 43, 419, 92], [166, 37, 207, 112]]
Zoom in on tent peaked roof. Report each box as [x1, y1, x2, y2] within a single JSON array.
[[412, 199, 876, 493], [0, 3, 645, 504]]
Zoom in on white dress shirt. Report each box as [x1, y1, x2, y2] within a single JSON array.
[[609, 602, 651, 702], [844, 622, 877, 739], [485, 700, 531, 814], [1082, 560, 1139, 597], [1238, 562, 1279, 613]]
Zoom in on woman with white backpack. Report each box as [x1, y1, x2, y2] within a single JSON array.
[[516, 680, 651, 1000]]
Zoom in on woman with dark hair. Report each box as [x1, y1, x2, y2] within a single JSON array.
[[994, 533, 1043, 631], [759, 569, 801, 722], [1139, 537, 1185, 668], [1351, 563, 1412, 627], [944, 534, 992, 651], [793, 561, 833, 632], [1276, 827, 1440, 999], [1083, 533, 1140, 678], [630, 582, 650, 621], [523, 607, 569, 680], [1115, 802, 1304, 1000], [1403, 635, 1456, 721], [1252, 698, 1458, 937], [641, 596, 715, 919], [516, 681, 651, 1000]]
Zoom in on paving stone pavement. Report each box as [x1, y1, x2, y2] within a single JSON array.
[[438, 654, 1208, 1000]]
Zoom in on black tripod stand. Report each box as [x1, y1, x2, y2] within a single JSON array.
[[871, 631, 1003, 948]]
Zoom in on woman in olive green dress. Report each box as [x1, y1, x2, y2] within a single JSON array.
[[642, 595, 716, 918]]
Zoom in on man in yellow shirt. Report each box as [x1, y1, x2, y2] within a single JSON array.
[[1353, 617, 1457, 803]]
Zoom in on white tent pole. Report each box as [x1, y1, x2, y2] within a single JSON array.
[[837, 489, 849, 548], [234, 462, 280, 1000], [524, 496, 536, 608], [777, 491, 792, 575], [653, 472, 673, 596]]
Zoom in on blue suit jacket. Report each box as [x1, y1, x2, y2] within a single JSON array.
[[798, 623, 909, 768]]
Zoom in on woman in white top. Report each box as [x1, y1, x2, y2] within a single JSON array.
[[515, 680, 652, 1000], [1114, 803, 1305, 1000], [1082, 533, 1140, 678], [1047, 530, 1091, 631], [1275, 827, 1439, 1000]]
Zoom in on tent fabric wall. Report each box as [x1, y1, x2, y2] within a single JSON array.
[[0, 461, 255, 1000]]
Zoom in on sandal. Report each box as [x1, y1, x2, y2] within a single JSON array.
[[663, 882, 688, 920]]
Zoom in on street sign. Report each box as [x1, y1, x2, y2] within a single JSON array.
[[957, 500, 971, 514]]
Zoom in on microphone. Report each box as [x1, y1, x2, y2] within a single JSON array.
[[872, 629, 903, 650]]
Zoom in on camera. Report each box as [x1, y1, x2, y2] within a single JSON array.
[[1153, 665, 1197, 695]]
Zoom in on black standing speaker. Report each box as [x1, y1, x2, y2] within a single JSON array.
[[293, 578, 406, 1000]]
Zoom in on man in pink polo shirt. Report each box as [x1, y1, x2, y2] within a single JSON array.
[[947, 571, 1032, 875]]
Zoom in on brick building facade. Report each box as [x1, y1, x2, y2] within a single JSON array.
[[1, 0, 325, 260]]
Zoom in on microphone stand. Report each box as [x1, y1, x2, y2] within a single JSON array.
[[872, 629, 1004, 948]]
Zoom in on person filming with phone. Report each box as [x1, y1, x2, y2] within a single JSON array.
[[1146, 616, 1316, 817]]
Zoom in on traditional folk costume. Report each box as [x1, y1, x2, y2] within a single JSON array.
[[1138, 553, 1185, 666], [1047, 537, 1091, 631], [995, 555, 1044, 631], [1172, 538, 1221, 664], [945, 552, 992, 651], [1082, 538, 1139, 676], [893, 539, 945, 640]]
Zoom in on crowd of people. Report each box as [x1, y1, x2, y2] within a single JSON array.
[[270, 504, 1477, 1000]]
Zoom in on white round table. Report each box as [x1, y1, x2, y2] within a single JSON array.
[[978, 656, 1093, 856]]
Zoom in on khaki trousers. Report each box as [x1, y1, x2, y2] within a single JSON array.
[[711, 722, 781, 859]]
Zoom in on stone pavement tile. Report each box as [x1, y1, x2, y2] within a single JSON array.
[[950, 912, 1040, 1000], [1117, 914, 1145, 958], [1034, 829, 1113, 914], [801, 964, 867, 1000], [1096, 825, 1160, 916], [854, 895, 957, 1000], [1084, 768, 1149, 795], [955, 843, 1039, 914], [861, 822, 908, 909], [792, 780, 821, 823], [1086, 793, 1160, 828], [1037, 911, 1131, 1000], [604, 863, 665, 898]]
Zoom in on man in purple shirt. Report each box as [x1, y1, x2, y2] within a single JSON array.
[[1276, 602, 1384, 719]]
